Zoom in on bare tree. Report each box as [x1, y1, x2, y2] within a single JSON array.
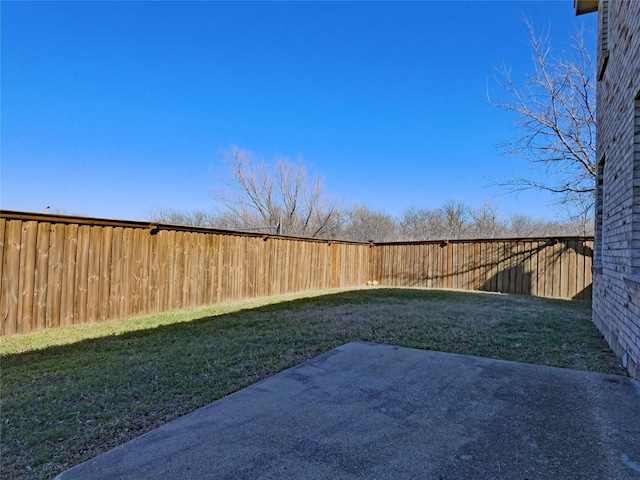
[[148, 207, 219, 227], [399, 201, 471, 240], [440, 200, 470, 239], [556, 194, 595, 236], [507, 213, 540, 237], [339, 205, 398, 242], [400, 207, 455, 240], [212, 147, 341, 238], [469, 202, 506, 238], [489, 19, 596, 214], [399, 207, 435, 241]]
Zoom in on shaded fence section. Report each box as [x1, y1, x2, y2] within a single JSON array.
[[0, 211, 593, 335], [374, 238, 593, 300]]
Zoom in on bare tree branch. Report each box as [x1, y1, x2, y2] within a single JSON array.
[[212, 147, 341, 238], [489, 19, 596, 215]]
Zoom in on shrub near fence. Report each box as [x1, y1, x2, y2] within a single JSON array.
[[0, 210, 594, 336]]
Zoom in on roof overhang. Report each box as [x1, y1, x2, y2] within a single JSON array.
[[575, 0, 599, 15]]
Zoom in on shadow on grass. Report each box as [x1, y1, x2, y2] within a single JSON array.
[[0, 288, 623, 480], [2, 287, 507, 358]]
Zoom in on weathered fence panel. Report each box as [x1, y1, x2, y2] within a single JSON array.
[[0, 210, 594, 335]]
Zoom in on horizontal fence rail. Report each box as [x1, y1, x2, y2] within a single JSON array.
[[0, 210, 593, 336]]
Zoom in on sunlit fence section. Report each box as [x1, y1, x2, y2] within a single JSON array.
[[0, 210, 593, 335], [0, 211, 371, 335]]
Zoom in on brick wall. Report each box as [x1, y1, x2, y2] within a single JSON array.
[[592, 0, 640, 379]]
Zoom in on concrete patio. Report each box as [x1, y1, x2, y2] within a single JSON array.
[[57, 342, 640, 479]]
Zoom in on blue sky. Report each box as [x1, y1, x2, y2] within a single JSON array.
[[1, 1, 597, 222]]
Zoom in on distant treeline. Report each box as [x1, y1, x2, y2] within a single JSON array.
[[148, 148, 593, 242], [149, 200, 593, 243]]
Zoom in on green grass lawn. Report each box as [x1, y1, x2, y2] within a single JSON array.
[[0, 287, 624, 480]]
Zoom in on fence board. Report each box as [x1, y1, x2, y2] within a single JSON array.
[[153, 230, 166, 312], [99, 226, 113, 320], [186, 232, 198, 307], [46, 224, 65, 329], [139, 228, 151, 314], [109, 227, 123, 319], [87, 226, 102, 322], [431, 244, 440, 288], [435, 244, 443, 288], [260, 238, 269, 295], [237, 236, 246, 300], [509, 241, 517, 292], [543, 241, 554, 297], [60, 224, 78, 326], [498, 242, 508, 293], [488, 242, 498, 292], [524, 241, 533, 295], [552, 241, 563, 297], [0, 218, 5, 295], [461, 243, 469, 290], [583, 240, 594, 299], [132, 228, 144, 314], [565, 240, 576, 299], [203, 233, 212, 302], [191, 232, 202, 306], [515, 241, 524, 294], [476, 242, 484, 291], [485, 241, 494, 291], [466, 243, 475, 290], [215, 234, 224, 303], [473, 243, 481, 290], [120, 228, 133, 317], [530, 241, 540, 297], [17, 221, 38, 332], [74, 225, 90, 327], [1, 220, 22, 335], [34, 223, 51, 330], [225, 235, 235, 300], [495, 242, 504, 293], [165, 230, 177, 309]]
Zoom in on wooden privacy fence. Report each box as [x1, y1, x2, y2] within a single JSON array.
[[0, 210, 593, 336], [374, 238, 593, 300]]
